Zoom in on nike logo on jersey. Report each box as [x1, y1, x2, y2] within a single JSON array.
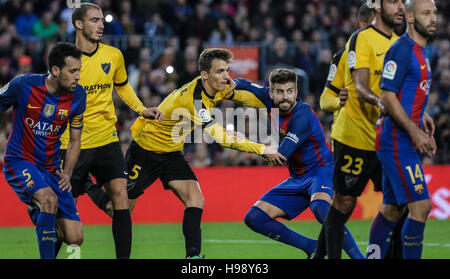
[[421, 65, 427, 70], [321, 185, 332, 189], [27, 104, 41, 109], [376, 52, 385, 57]]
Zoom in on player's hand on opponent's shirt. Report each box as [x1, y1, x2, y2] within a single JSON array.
[[56, 170, 72, 192], [339, 88, 348, 107], [142, 107, 163, 121], [263, 145, 287, 166]]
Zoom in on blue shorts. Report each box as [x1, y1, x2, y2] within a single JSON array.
[[259, 166, 334, 220], [376, 150, 430, 206], [3, 157, 81, 221]]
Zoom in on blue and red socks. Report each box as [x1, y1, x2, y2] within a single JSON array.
[[244, 206, 317, 256], [35, 212, 57, 259], [367, 212, 398, 259], [401, 217, 425, 259]]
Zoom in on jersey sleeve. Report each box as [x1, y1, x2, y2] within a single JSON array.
[[115, 82, 146, 115], [278, 108, 312, 159], [230, 78, 273, 109], [326, 48, 346, 93], [320, 49, 345, 112], [319, 88, 340, 112], [113, 49, 128, 87], [380, 42, 411, 94], [69, 88, 86, 130], [0, 76, 22, 111], [203, 122, 265, 155], [349, 32, 371, 72]]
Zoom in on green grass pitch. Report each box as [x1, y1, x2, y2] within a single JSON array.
[[0, 219, 449, 259]]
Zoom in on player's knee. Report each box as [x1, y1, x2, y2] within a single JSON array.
[[310, 199, 330, 224], [244, 206, 270, 230], [380, 204, 404, 222], [409, 200, 432, 222], [40, 191, 59, 213], [183, 182, 205, 208], [333, 194, 356, 214], [186, 193, 204, 209]]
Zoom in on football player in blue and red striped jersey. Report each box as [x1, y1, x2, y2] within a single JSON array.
[[368, 0, 437, 259], [239, 68, 364, 259], [0, 42, 86, 259]]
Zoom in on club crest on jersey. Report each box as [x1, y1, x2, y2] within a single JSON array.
[[414, 184, 424, 195], [101, 63, 111, 74], [57, 108, 69, 120], [382, 60, 397, 80], [44, 104, 55, 117], [198, 108, 211, 123]]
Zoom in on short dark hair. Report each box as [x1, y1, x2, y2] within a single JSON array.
[[198, 48, 233, 73], [269, 68, 298, 88], [48, 42, 82, 70], [359, 3, 375, 25], [72, 2, 102, 27]]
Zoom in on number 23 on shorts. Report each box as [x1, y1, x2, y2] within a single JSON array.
[[340, 155, 364, 175]]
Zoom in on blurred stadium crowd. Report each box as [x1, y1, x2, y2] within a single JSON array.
[[0, 0, 449, 168]]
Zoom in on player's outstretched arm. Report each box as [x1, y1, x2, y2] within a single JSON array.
[[262, 145, 287, 166], [115, 82, 148, 115], [204, 122, 266, 154], [381, 90, 436, 156]]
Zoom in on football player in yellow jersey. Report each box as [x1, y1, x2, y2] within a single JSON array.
[[319, 3, 374, 130], [314, 3, 375, 259], [85, 48, 285, 258], [58, 3, 162, 259], [323, 0, 406, 259]]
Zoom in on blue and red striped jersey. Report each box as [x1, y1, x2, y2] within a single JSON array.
[[234, 78, 333, 177], [277, 102, 333, 177], [376, 33, 431, 152], [0, 73, 86, 171]]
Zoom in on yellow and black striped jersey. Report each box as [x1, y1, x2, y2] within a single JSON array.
[[131, 76, 266, 155], [331, 25, 399, 151], [60, 43, 146, 149]]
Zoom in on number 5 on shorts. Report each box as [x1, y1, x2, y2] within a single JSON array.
[[129, 164, 142, 180]]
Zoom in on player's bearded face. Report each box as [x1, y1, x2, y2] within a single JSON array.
[[57, 57, 81, 92], [204, 59, 231, 93], [270, 82, 297, 114], [412, 2, 437, 38], [381, 0, 405, 28], [81, 9, 104, 42]]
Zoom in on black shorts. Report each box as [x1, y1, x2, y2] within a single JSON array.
[[125, 141, 198, 199], [60, 141, 127, 197], [333, 140, 382, 197]]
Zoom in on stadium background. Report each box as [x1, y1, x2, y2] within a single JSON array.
[[0, 0, 449, 258]]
